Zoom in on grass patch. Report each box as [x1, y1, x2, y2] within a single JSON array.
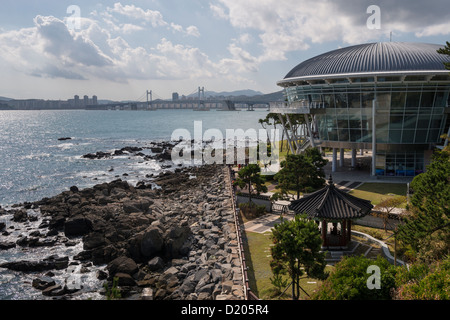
[[349, 183, 407, 207], [242, 230, 330, 300]]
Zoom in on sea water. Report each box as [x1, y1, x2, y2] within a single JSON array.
[[0, 108, 269, 300], [0, 109, 269, 207]]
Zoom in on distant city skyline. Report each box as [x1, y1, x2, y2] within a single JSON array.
[[0, 1, 449, 101]]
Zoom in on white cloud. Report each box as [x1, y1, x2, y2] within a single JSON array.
[[108, 2, 167, 28], [212, 0, 450, 62], [415, 22, 450, 38]]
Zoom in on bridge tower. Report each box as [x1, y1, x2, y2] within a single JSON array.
[[146, 90, 153, 110], [194, 86, 209, 111]]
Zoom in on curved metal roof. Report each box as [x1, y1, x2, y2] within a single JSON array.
[[281, 42, 450, 82]]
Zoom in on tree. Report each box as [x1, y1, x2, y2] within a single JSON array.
[[233, 164, 267, 203], [270, 215, 327, 300], [274, 151, 327, 200], [312, 255, 397, 300], [397, 149, 450, 262], [374, 196, 406, 232], [393, 256, 450, 300], [437, 41, 450, 70]]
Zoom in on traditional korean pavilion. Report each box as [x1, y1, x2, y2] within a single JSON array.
[[289, 176, 373, 250]]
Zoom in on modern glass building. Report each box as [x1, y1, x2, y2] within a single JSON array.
[[273, 42, 450, 177]]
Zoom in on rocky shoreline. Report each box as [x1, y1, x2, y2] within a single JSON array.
[[0, 164, 244, 300]]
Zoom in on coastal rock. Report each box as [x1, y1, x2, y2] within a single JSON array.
[[5, 164, 245, 300], [64, 216, 93, 237], [107, 256, 138, 277], [147, 256, 165, 271], [32, 276, 56, 290], [0, 256, 69, 272], [0, 242, 16, 250], [140, 226, 164, 259]]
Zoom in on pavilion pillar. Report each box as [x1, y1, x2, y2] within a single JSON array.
[[341, 220, 347, 246], [321, 220, 327, 247], [347, 220, 352, 242]]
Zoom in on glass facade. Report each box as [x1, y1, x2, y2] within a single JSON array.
[[286, 82, 449, 145], [284, 80, 450, 176], [375, 151, 424, 177]]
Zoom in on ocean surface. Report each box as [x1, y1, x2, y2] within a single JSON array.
[[0, 108, 270, 207], [0, 108, 269, 300]]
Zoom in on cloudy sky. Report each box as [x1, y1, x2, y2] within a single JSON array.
[[0, 0, 449, 101]]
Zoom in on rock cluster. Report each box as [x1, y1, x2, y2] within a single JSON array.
[[0, 164, 244, 300]]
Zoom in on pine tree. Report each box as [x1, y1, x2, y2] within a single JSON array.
[[437, 41, 450, 70]]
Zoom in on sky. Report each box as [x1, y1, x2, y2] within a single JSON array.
[[0, 0, 449, 101]]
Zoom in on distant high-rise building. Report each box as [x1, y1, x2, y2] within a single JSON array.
[[172, 92, 179, 101], [83, 95, 89, 106], [74, 95, 80, 108], [92, 95, 98, 105]]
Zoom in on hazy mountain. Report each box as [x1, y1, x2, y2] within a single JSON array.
[[0, 96, 12, 101], [187, 89, 264, 98]]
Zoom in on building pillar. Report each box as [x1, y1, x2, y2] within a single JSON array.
[[340, 148, 345, 167], [332, 148, 337, 172], [351, 149, 357, 168]]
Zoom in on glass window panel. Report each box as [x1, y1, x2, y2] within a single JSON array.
[[428, 129, 441, 142], [405, 91, 421, 109], [402, 130, 415, 143], [389, 130, 402, 143], [349, 129, 362, 142], [420, 91, 435, 108], [335, 93, 348, 108], [415, 129, 428, 143], [391, 92, 406, 112], [429, 115, 442, 129], [390, 115, 403, 129], [434, 91, 449, 108], [376, 93, 391, 110], [386, 161, 395, 176], [361, 129, 372, 142], [338, 128, 349, 141], [403, 114, 417, 129], [376, 130, 389, 143], [323, 94, 335, 108], [417, 114, 431, 128], [328, 129, 339, 141], [361, 92, 375, 108], [348, 93, 360, 108]]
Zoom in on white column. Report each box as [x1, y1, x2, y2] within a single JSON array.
[[351, 149, 357, 167], [332, 148, 337, 172], [339, 148, 345, 167]]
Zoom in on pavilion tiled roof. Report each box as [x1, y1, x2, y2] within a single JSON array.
[[289, 177, 373, 220]]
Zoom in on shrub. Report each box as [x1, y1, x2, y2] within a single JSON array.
[[239, 202, 266, 219], [312, 255, 397, 300]]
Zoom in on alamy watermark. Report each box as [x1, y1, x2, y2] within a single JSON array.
[[367, 5, 381, 30], [66, 5, 81, 31], [367, 265, 381, 290], [171, 121, 280, 175]]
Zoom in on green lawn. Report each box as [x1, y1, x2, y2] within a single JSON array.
[[349, 183, 407, 207], [242, 230, 330, 300]]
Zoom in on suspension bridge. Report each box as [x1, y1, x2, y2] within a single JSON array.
[[85, 87, 272, 111]]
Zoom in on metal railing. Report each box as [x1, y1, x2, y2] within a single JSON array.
[[227, 165, 260, 300]]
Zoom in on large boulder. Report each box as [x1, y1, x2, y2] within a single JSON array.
[[164, 225, 191, 259], [140, 226, 164, 259], [107, 256, 138, 277], [64, 216, 93, 237]]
